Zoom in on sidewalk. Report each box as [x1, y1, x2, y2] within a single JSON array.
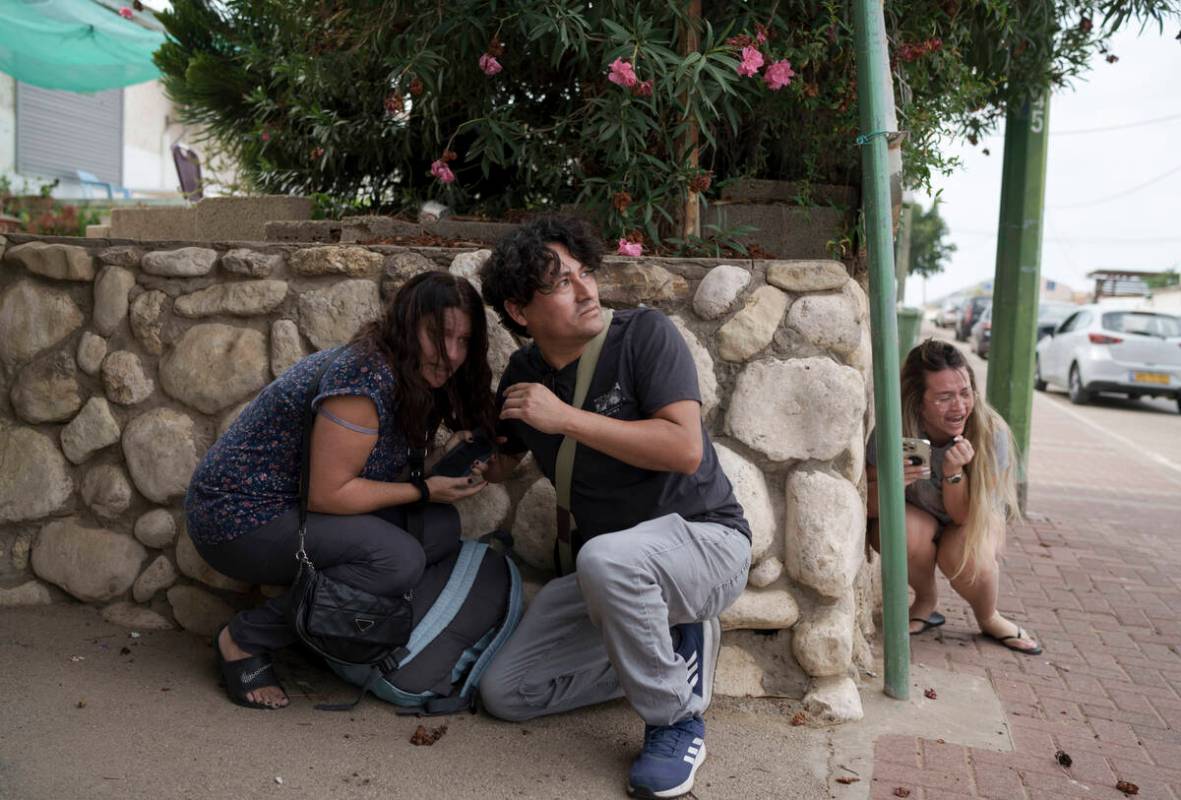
[[868, 381, 1181, 798]]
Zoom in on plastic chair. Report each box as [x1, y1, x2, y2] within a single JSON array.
[[171, 143, 203, 202]]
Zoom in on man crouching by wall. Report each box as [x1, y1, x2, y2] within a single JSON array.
[[476, 216, 752, 799]]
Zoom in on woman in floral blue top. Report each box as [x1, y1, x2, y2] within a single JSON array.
[[185, 271, 497, 710]]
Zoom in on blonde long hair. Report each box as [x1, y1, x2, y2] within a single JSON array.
[[900, 339, 1021, 579]]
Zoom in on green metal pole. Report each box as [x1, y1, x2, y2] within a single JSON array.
[[986, 92, 1051, 512], [853, 0, 909, 700]]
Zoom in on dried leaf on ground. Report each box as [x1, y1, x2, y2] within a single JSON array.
[[924, 688, 937, 700], [410, 724, 448, 746], [835, 776, 860, 784], [790, 711, 807, 726], [893, 788, 911, 798], [1116, 780, 1139, 795], [1055, 749, 1073, 767]]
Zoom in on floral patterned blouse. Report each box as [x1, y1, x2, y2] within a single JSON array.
[[184, 344, 412, 545]]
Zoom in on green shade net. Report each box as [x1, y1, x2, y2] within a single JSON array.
[[0, 0, 165, 92]]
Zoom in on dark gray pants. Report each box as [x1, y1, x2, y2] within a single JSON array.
[[195, 504, 460, 653]]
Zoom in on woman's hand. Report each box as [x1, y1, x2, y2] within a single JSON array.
[[944, 435, 975, 473], [903, 463, 930, 487], [444, 430, 474, 451], [424, 474, 487, 504]]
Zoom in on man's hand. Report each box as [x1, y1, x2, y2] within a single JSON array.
[[944, 435, 975, 472], [500, 382, 573, 435]]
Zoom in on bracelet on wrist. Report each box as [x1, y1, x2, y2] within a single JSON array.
[[409, 476, 430, 503]]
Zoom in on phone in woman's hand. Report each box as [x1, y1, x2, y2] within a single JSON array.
[[428, 432, 495, 477], [901, 437, 932, 469]]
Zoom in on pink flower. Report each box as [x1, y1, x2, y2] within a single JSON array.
[[755, 25, 768, 44], [260, 130, 271, 142], [737, 46, 764, 77], [763, 60, 795, 90], [430, 159, 456, 184], [478, 53, 503, 77], [617, 239, 643, 257], [118, 6, 133, 18], [631, 79, 653, 97], [607, 58, 638, 88]]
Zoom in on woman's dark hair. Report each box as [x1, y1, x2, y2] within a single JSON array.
[[479, 215, 604, 337], [352, 271, 496, 449]]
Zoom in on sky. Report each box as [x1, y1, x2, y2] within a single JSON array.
[[905, 24, 1181, 307]]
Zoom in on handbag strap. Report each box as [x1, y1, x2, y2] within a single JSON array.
[[296, 347, 348, 570], [553, 308, 614, 547]]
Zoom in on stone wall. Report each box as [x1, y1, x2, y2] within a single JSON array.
[[0, 232, 878, 722]]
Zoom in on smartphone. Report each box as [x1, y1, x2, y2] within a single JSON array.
[[428, 432, 495, 478], [901, 437, 932, 469]]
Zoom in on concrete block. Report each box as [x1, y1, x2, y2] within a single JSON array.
[[264, 220, 340, 243], [720, 178, 859, 208], [703, 204, 847, 260], [194, 196, 313, 241], [109, 207, 197, 241]]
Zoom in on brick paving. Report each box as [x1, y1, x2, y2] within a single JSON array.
[[868, 389, 1181, 800]]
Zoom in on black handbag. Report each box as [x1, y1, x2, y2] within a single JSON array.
[[287, 348, 415, 666]]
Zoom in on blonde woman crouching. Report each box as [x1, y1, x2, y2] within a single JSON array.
[[867, 338, 1041, 655]]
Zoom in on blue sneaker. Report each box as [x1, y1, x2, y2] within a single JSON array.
[[672, 618, 719, 711], [628, 716, 706, 798]]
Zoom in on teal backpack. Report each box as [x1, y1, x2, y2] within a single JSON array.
[[327, 535, 523, 715]]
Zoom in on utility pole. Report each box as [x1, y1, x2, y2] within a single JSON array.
[[853, 0, 909, 700], [986, 92, 1051, 511]]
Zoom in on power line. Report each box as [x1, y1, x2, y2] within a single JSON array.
[[1050, 162, 1181, 209], [1052, 111, 1181, 136], [951, 229, 1181, 244]]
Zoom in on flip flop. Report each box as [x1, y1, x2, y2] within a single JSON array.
[[213, 624, 288, 710], [909, 611, 946, 635], [983, 625, 1043, 656]]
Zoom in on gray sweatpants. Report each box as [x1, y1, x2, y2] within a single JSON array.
[[480, 513, 751, 727]]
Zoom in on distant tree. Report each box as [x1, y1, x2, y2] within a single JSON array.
[[1145, 269, 1180, 289], [906, 201, 957, 278]]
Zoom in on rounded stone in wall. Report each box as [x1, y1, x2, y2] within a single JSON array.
[[174, 280, 289, 318], [765, 260, 848, 292], [485, 307, 518, 384], [98, 245, 143, 268], [726, 357, 865, 462], [222, 248, 283, 277], [60, 397, 121, 464], [382, 251, 436, 300], [449, 249, 490, 293], [141, 247, 218, 277], [290, 245, 383, 277], [93, 265, 136, 336], [509, 477, 558, 572], [270, 319, 305, 378], [456, 483, 511, 540], [11, 349, 83, 423], [81, 464, 134, 518], [133, 554, 178, 603], [719, 578, 799, 631], [711, 443, 776, 562], [748, 556, 784, 588], [296, 279, 381, 350], [0, 581, 53, 607], [76, 332, 108, 376], [129, 290, 167, 355], [786, 293, 862, 357], [597, 261, 688, 306], [668, 316, 718, 418], [692, 264, 751, 320], [4, 241, 95, 281], [784, 470, 865, 599], [167, 585, 234, 637], [791, 594, 854, 677], [134, 509, 177, 549], [101, 350, 155, 406], [0, 280, 84, 366], [101, 601, 174, 631], [122, 407, 201, 504], [803, 675, 863, 722], [0, 426, 74, 523], [31, 517, 146, 603], [160, 323, 269, 414], [717, 285, 789, 362]]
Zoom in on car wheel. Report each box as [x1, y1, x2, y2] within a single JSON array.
[[1176, 396, 1181, 415], [1034, 357, 1047, 391], [1068, 363, 1091, 405]]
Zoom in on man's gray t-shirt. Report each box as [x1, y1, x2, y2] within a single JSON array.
[[866, 429, 1008, 526], [495, 308, 751, 541]]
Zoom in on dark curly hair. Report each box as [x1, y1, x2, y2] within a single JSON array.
[[352, 271, 496, 449], [479, 215, 604, 337]]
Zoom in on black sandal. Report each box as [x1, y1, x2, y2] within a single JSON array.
[[213, 625, 288, 710]]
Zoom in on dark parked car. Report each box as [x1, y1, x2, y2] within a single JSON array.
[[956, 296, 992, 342], [970, 304, 993, 357]]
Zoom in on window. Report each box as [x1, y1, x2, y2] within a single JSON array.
[[1102, 312, 1181, 338], [15, 83, 123, 184]]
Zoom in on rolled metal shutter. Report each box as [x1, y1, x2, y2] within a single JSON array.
[[15, 82, 123, 184]]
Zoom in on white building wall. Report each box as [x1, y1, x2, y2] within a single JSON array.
[[0, 74, 17, 177]]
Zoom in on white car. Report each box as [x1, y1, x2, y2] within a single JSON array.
[[1035, 306, 1181, 412]]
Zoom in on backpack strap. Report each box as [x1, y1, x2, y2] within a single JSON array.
[[394, 540, 486, 670], [552, 308, 613, 575]]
